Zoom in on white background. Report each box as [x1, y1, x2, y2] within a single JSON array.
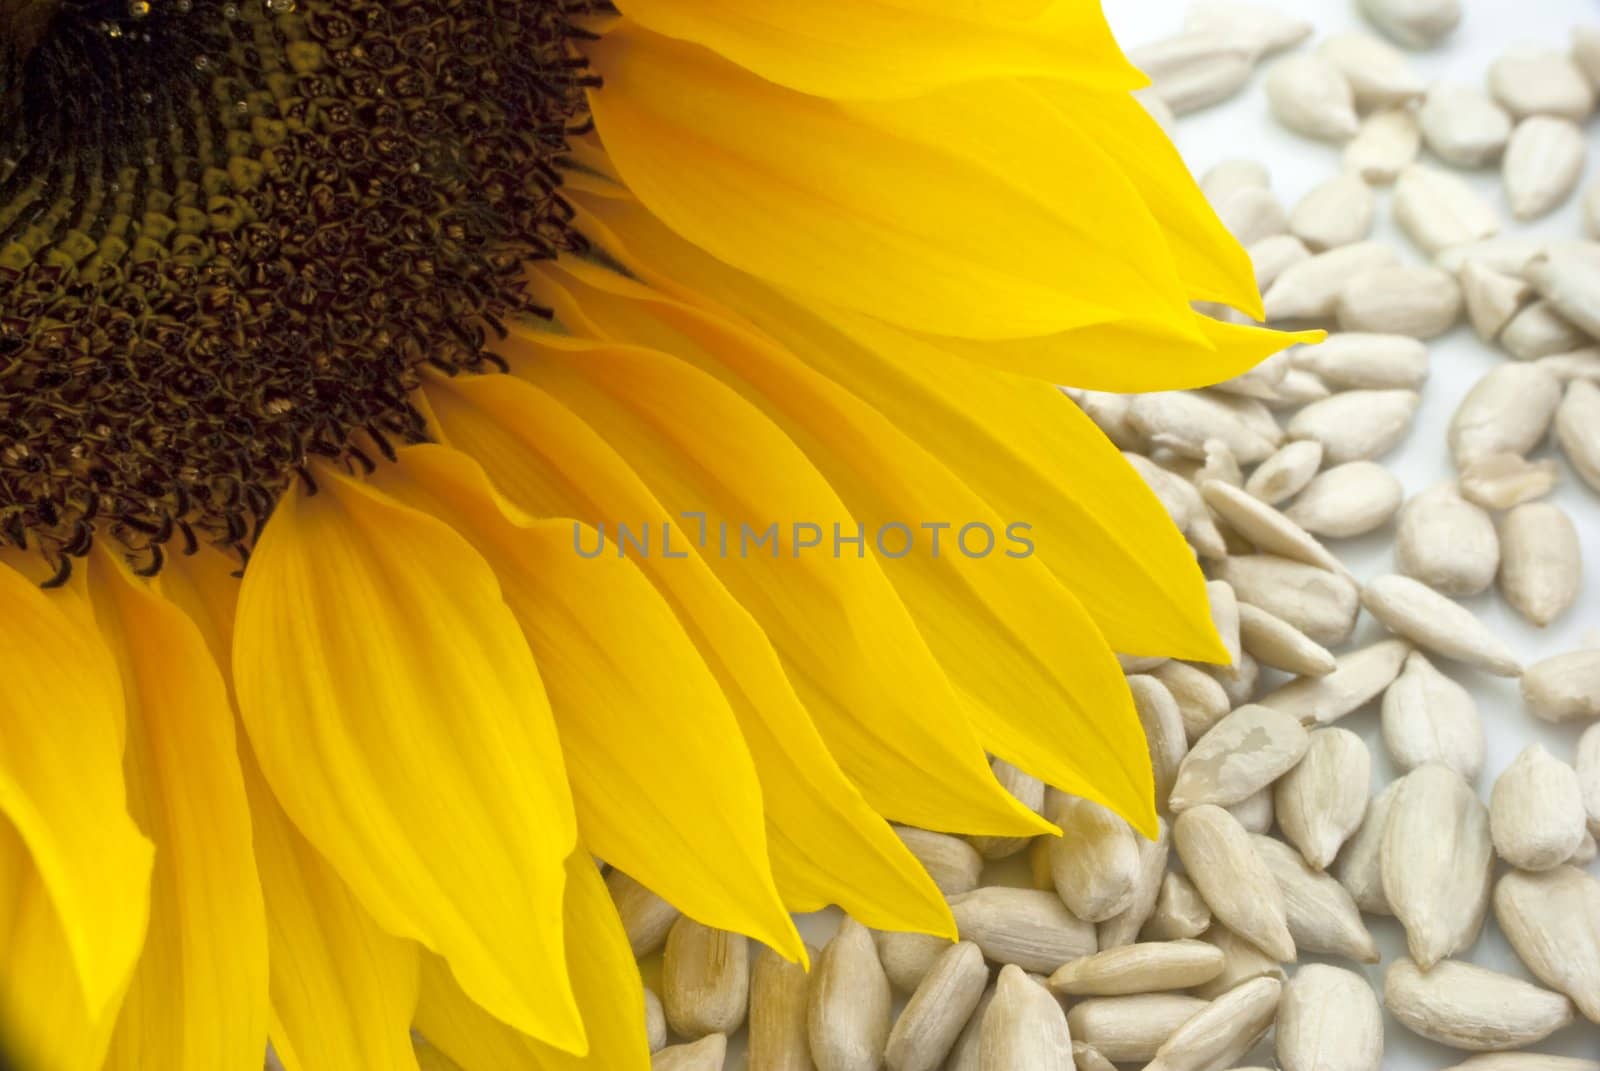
[[715, 1, 1600, 1065]]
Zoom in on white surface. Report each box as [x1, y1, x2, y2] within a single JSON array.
[[711, 2, 1600, 1065]]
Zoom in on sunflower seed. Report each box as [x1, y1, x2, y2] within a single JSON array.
[[1275, 728, 1371, 871], [884, 940, 987, 1071], [1134, 87, 1176, 132], [1284, 460, 1404, 539], [1320, 33, 1424, 110], [1420, 82, 1513, 167], [1265, 54, 1360, 141], [1125, 452, 1213, 555], [1259, 639, 1411, 727], [1384, 957, 1575, 1051], [1384, 764, 1494, 968], [1580, 723, 1600, 832], [1126, 676, 1187, 807], [1522, 650, 1600, 725], [1495, 866, 1600, 1023], [1169, 704, 1310, 812], [1557, 379, 1600, 491], [1539, 346, 1600, 381], [1361, 0, 1460, 48], [1204, 580, 1243, 673], [646, 987, 668, 1052], [1461, 259, 1534, 340], [1152, 660, 1234, 742], [1459, 453, 1561, 510], [941, 982, 993, 1071], [1339, 780, 1398, 916], [1491, 744, 1588, 872], [1525, 251, 1600, 340], [1143, 873, 1213, 941], [1437, 237, 1554, 277], [1452, 364, 1564, 469], [1501, 300, 1589, 359], [1174, 805, 1295, 962], [1066, 994, 1208, 1063], [1194, 923, 1290, 1000], [652, 1033, 727, 1071], [1571, 831, 1597, 864], [1067, 389, 1143, 450], [1440, 1056, 1600, 1071], [892, 827, 982, 897], [608, 868, 681, 958], [1129, 393, 1279, 465], [1365, 574, 1522, 676], [1202, 158, 1271, 205], [1382, 650, 1486, 781], [1145, 975, 1282, 1071], [1216, 185, 1293, 247], [1498, 502, 1582, 627], [1071, 1041, 1118, 1071], [1048, 939, 1223, 997], [1276, 964, 1384, 1071], [1098, 818, 1170, 950], [1289, 174, 1375, 251], [1237, 602, 1338, 678], [1490, 47, 1596, 120], [1047, 793, 1139, 924], [1503, 117, 1587, 221], [1130, 33, 1256, 117], [874, 930, 947, 995], [1201, 481, 1347, 577], [1292, 332, 1430, 389], [1264, 240, 1398, 320], [1288, 389, 1420, 463], [1344, 107, 1422, 183], [750, 945, 813, 1071], [808, 919, 891, 1071], [1216, 353, 1294, 402], [1245, 440, 1323, 506], [1227, 785, 1277, 835], [1250, 234, 1314, 294], [1253, 834, 1380, 964], [978, 966, 1072, 1071], [1273, 369, 1334, 406], [1185, 2, 1312, 57], [950, 887, 1096, 973], [1216, 554, 1361, 648], [1396, 483, 1501, 597], [663, 918, 750, 1038], [1338, 264, 1463, 338], [1395, 164, 1502, 255], [968, 759, 1045, 861]]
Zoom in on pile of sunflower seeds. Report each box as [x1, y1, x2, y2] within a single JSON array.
[[624, 2, 1600, 1068]]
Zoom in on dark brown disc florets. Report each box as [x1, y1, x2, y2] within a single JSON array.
[[0, 0, 605, 584]]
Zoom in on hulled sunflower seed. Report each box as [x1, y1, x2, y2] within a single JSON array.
[[1420, 82, 1513, 168], [1284, 460, 1404, 539], [663, 919, 750, 1039], [1252, 834, 1380, 964], [1047, 794, 1139, 924], [1577, 25, 1600, 86], [1287, 389, 1420, 463], [978, 966, 1073, 1071], [1320, 33, 1424, 110], [646, 987, 668, 1052], [1395, 164, 1502, 255], [1246, 439, 1324, 505], [1265, 54, 1359, 142], [1290, 174, 1376, 251], [1504, 117, 1587, 221], [1202, 480, 1347, 576], [951, 887, 1096, 973], [1130, 675, 1188, 804], [1193, 923, 1289, 1000], [1212, 649, 1260, 708], [1383, 764, 1494, 968], [651, 1033, 727, 1071], [1145, 975, 1282, 1071], [1556, 379, 1600, 491], [1539, 346, 1600, 381], [1382, 650, 1487, 781], [1526, 251, 1600, 340], [893, 827, 982, 897], [1435, 235, 1552, 275], [1217, 353, 1294, 402], [941, 982, 993, 1071], [1523, 649, 1600, 723], [1072, 1041, 1118, 1071], [1130, 33, 1256, 117], [1129, 392, 1279, 465], [1169, 704, 1310, 813], [1337, 264, 1463, 338], [1490, 743, 1587, 872], [1494, 866, 1600, 1023], [1216, 186, 1292, 247], [1579, 723, 1600, 832], [1459, 452, 1561, 510], [1501, 300, 1589, 359], [1273, 368, 1334, 406], [1290, 332, 1432, 390], [1205, 580, 1243, 678], [1185, 1, 1312, 57], [1338, 780, 1398, 916], [1098, 818, 1170, 950], [1439, 1057, 1600, 1071], [1264, 241, 1399, 320], [1275, 727, 1371, 870], [1047, 939, 1223, 997], [1153, 660, 1234, 742], [1238, 602, 1339, 677], [1251, 234, 1314, 293], [1461, 259, 1534, 340], [1384, 957, 1575, 1051], [1201, 158, 1270, 205], [1066, 994, 1208, 1063], [750, 945, 813, 1071], [1498, 501, 1582, 626], [1395, 483, 1501, 597], [1174, 805, 1295, 962], [1258, 639, 1410, 727], [875, 930, 952, 995], [1362, 574, 1522, 676], [808, 919, 891, 1071], [1216, 554, 1361, 648], [608, 868, 681, 958], [1344, 107, 1422, 183], [884, 940, 988, 1071], [969, 758, 1047, 861], [1275, 964, 1384, 1071], [1361, 0, 1460, 48], [1227, 785, 1276, 834], [1143, 873, 1213, 941], [1490, 47, 1596, 121]]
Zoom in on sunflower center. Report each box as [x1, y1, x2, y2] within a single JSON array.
[[0, 0, 602, 584]]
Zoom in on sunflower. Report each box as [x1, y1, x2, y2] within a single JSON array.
[[0, 1, 1308, 1067]]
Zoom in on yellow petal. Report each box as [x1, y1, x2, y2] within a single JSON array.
[[537, 256, 1156, 833], [371, 444, 801, 960], [231, 469, 583, 1050], [585, 23, 1196, 342], [415, 852, 650, 1071], [83, 548, 268, 1069], [0, 559, 152, 1026], [608, 0, 1143, 99], [423, 359, 1043, 840], [422, 375, 955, 935], [564, 193, 1228, 661], [0, 816, 117, 1071]]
